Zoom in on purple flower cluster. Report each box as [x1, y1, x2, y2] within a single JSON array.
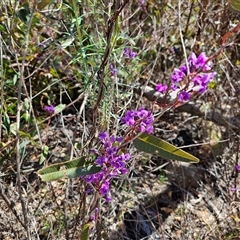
[[43, 105, 55, 114], [121, 107, 154, 134], [122, 47, 137, 59], [82, 132, 130, 202], [171, 52, 216, 101], [155, 52, 216, 101], [155, 83, 168, 93], [109, 64, 118, 77]]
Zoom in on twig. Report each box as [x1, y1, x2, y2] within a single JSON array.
[[91, 0, 131, 144], [16, 1, 38, 239], [135, 86, 240, 130], [0, 33, 4, 142], [0, 182, 26, 229], [178, 0, 190, 74]]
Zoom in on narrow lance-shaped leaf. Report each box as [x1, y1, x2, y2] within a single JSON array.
[[133, 133, 199, 163], [54, 104, 66, 114], [80, 224, 90, 240], [37, 157, 101, 181], [37, 0, 52, 10], [39, 145, 49, 164], [229, 0, 240, 13]]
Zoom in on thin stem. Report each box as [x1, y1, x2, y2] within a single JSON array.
[[16, 1, 38, 239], [0, 33, 3, 141], [178, 1, 189, 74]]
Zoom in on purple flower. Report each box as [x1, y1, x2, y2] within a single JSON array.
[[82, 131, 132, 201], [171, 83, 178, 91], [139, 0, 145, 7], [188, 52, 197, 68], [109, 135, 116, 143], [139, 123, 146, 133], [109, 64, 118, 77], [120, 167, 128, 174], [105, 195, 111, 202], [137, 108, 149, 118], [169, 47, 175, 53], [123, 48, 137, 59], [100, 181, 110, 195], [129, 51, 137, 58], [106, 146, 117, 156], [145, 125, 154, 134], [121, 110, 136, 126], [171, 68, 185, 83], [144, 115, 154, 125], [95, 156, 107, 166], [121, 108, 154, 134], [123, 48, 130, 57], [178, 91, 190, 101], [122, 153, 131, 161], [86, 188, 92, 194], [83, 174, 95, 184], [236, 165, 240, 172], [188, 52, 211, 71], [98, 132, 108, 142], [195, 52, 208, 69], [111, 159, 124, 169], [90, 208, 99, 221], [43, 105, 55, 114], [168, 52, 215, 97], [155, 83, 167, 93], [179, 65, 188, 75], [116, 136, 123, 143], [103, 141, 112, 148], [192, 72, 216, 94], [193, 74, 208, 86], [197, 85, 207, 94]]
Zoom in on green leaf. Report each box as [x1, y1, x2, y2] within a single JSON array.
[[37, 157, 101, 181], [80, 224, 90, 240], [54, 104, 66, 114], [10, 122, 17, 135], [133, 133, 199, 163], [3, 113, 10, 135], [17, 3, 31, 23], [229, 0, 240, 13], [60, 36, 75, 48], [0, 147, 14, 166], [0, 24, 5, 31], [37, 0, 52, 10], [19, 139, 30, 159], [112, 16, 119, 44], [13, 74, 18, 85], [39, 145, 49, 164]]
